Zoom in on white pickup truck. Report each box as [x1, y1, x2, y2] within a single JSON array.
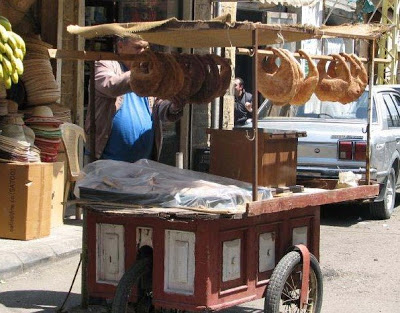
[[243, 85, 400, 219]]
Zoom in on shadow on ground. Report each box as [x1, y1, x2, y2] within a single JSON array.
[[320, 193, 400, 227], [0, 290, 80, 312]]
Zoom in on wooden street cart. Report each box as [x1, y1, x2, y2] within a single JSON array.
[[81, 184, 378, 313], [59, 17, 390, 312]]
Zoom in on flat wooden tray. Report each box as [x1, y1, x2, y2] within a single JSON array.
[[81, 184, 379, 220]]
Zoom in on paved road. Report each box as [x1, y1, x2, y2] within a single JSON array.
[[1, 201, 400, 313]]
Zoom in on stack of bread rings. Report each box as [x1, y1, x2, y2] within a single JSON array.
[[129, 50, 231, 104], [257, 48, 367, 105]]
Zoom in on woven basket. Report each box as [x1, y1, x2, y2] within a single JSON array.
[[0, 0, 37, 27]]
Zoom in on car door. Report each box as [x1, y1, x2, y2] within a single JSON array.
[[379, 92, 400, 182], [389, 92, 400, 185]]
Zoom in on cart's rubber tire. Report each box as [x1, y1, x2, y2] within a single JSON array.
[[111, 257, 152, 313], [264, 251, 323, 313], [370, 167, 396, 220]]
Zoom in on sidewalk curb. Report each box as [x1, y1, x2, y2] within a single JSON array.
[[0, 224, 82, 280]]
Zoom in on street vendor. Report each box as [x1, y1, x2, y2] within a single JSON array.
[[233, 77, 253, 126], [85, 35, 185, 162]]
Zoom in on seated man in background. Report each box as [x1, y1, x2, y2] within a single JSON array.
[[85, 35, 184, 163]]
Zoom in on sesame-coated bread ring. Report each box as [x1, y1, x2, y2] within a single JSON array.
[[129, 49, 164, 97]]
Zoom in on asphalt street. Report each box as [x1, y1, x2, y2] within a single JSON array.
[[1, 200, 399, 313]]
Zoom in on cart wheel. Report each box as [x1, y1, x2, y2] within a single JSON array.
[[264, 251, 323, 313], [112, 255, 153, 313]]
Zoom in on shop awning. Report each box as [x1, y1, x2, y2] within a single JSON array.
[[67, 15, 393, 49]]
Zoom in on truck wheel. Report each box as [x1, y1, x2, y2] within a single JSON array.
[[370, 167, 396, 220], [264, 251, 323, 313], [112, 257, 152, 313]]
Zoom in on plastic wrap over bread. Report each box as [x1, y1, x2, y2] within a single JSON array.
[[74, 159, 272, 213]]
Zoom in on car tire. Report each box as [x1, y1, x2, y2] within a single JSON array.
[[370, 167, 396, 220]]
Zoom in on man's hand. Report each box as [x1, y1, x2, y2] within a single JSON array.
[[169, 98, 186, 115], [245, 101, 253, 112]]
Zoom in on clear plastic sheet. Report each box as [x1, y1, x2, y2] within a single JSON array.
[[74, 159, 272, 213]]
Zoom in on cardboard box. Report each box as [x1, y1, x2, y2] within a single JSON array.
[[51, 161, 65, 228], [0, 162, 53, 240]]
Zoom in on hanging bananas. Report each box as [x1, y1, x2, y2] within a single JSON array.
[[0, 16, 25, 89]]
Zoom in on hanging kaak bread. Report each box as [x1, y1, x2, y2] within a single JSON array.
[[348, 53, 368, 89], [280, 49, 303, 97], [187, 54, 206, 96], [268, 49, 302, 106], [258, 48, 299, 104], [210, 54, 232, 98], [315, 54, 351, 102], [189, 54, 221, 104], [325, 53, 365, 104], [153, 52, 184, 99], [261, 48, 277, 73], [129, 49, 165, 97], [289, 50, 319, 105], [334, 52, 364, 103], [259, 49, 287, 106], [172, 53, 193, 101]]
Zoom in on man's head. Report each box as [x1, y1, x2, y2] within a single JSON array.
[[234, 77, 244, 97], [116, 35, 149, 68]]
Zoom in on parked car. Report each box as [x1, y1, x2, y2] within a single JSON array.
[[241, 85, 400, 219]]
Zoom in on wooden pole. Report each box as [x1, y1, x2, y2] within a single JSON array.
[[366, 40, 376, 185], [89, 61, 96, 162], [252, 28, 259, 202]]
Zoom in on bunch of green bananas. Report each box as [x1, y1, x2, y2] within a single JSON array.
[[0, 16, 25, 89]]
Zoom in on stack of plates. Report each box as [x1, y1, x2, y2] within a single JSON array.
[[0, 83, 6, 99], [21, 36, 60, 106], [51, 105, 72, 123], [0, 100, 35, 145], [22, 35, 53, 59], [23, 103, 72, 123], [0, 135, 40, 163], [24, 106, 63, 162], [21, 59, 60, 105], [0, 100, 8, 116]]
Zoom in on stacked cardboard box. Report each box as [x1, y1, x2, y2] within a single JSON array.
[[0, 162, 53, 240], [51, 161, 65, 228]]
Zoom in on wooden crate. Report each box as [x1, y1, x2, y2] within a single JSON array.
[[208, 129, 305, 187]]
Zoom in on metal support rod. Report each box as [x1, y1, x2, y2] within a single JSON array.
[[252, 28, 259, 202], [89, 61, 96, 162], [367, 0, 383, 24], [366, 40, 376, 185], [218, 48, 225, 129], [211, 1, 222, 129], [175, 152, 184, 169], [323, 0, 339, 24], [236, 48, 391, 63], [80, 208, 88, 309]]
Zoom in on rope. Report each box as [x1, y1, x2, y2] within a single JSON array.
[[226, 27, 233, 49], [276, 25, 285, 47], [56, 255, 82, 313]]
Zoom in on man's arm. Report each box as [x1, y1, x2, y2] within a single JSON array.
[[94, 60, 132, 98]]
